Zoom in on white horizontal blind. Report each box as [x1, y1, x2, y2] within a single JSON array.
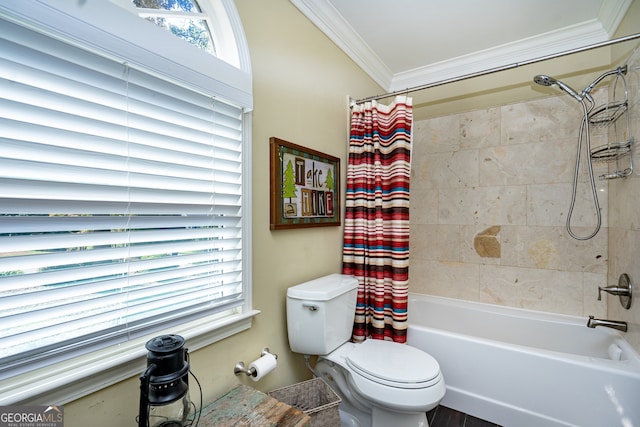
[[0, 17, 245, 379]]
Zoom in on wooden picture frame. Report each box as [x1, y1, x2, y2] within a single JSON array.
[[269, 137, 340, 230]]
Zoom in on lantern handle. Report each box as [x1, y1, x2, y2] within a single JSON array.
[[138, 363, 156, 427]]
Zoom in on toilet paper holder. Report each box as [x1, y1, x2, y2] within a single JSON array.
[[234, 348, 278, 377]]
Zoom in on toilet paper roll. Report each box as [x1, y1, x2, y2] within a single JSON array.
[[249, 353, 277, 381]]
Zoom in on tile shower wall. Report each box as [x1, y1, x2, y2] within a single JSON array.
[[608, 47, 640, 352], [409, 85, 611, 318]]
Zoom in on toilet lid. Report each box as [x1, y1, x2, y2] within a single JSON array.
[[346, 339, 440, 388]]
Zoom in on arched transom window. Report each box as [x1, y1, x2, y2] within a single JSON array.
[[132, 0, 216, 54], [112, 0, 244, 69]]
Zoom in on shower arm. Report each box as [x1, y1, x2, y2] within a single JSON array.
[[581, 65, 627, 98]]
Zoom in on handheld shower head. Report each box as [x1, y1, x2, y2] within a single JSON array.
[[533, 75, 583, 102], [533, 75, 556, 87]]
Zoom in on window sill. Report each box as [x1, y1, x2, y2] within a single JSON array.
[[0, 309, 260, 405]]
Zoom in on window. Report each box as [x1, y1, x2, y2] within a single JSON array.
[[0, 0, 253, 404], [111, 0, 244, 69], [130, 0, 216, 55]]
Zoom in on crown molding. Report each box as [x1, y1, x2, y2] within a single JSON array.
[[290, 0, 393, 89], [390, 19, 609, 92], [598, 0, 632, 37], [291, 0, 631, 93]]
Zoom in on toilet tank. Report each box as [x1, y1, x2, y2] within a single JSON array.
[[287, 274, 358, 355]]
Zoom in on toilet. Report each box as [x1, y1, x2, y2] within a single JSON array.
[[286, 274, 445, 427]]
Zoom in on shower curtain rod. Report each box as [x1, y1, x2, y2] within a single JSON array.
[[354, 31, 640, 104]]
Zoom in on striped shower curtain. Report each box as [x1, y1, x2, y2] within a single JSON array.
[[342, 95, 412, 343]]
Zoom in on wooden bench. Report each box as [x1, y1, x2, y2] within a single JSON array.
[[199, 384, 311, 426]]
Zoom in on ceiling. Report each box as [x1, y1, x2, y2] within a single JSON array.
[[291, 0, 634, 115]]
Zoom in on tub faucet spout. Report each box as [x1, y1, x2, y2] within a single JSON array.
[[587, 315, 627, 332]]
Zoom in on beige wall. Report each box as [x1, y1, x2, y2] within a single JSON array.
[[612, 0, 640, 65], [62, 1, 381, 425]]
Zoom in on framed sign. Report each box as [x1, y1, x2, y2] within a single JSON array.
[[269, 137, 340, 230]]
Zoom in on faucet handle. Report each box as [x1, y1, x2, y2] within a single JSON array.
[[597, 273, 632, 309], [597, 286, 627, 300]]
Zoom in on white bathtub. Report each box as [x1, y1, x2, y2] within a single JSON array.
[[407, 293, 640, 427]]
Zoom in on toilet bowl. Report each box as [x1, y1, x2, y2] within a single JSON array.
[[286, 274, 446, 427], [314, 340, 445, 426]]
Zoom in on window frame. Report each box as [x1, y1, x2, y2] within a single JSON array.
[[0, 0, 255, 405], [110, 0, 246, 68]]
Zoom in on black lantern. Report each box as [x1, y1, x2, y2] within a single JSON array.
[[139, 334, 193, 427]]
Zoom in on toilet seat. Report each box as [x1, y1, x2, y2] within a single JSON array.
[[319, 339, 445, 413], [346, 339, 441, 389]]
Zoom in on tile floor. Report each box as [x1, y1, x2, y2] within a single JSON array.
[[427, 405, 502, 427]]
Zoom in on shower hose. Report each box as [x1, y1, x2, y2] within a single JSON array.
[[566, 98, 601, 240]]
